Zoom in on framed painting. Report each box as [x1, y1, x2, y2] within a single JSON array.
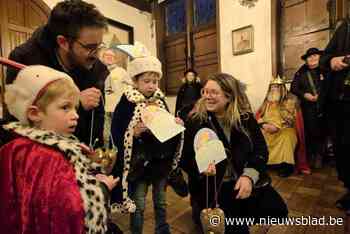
[[232, 25, 254, 55], [99, 18, 134, 69], [98, 19, 134, 114]]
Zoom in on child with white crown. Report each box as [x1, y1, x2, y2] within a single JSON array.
[[0, 65, 118, 234], [110, 43, 184, 234]]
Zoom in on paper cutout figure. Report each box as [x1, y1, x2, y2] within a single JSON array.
[[112, 41, 151, 59], [104, 67, 131, 112], [194, 128, 218, 152], [141, 105, 185, 143], [194, 128, 227, 173]]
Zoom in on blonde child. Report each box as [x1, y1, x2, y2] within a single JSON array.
[[0, 65, 118, 234], [110, 55, 183, 234]]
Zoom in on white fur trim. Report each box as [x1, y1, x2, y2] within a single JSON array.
[[3, 122, 108, 233], [111, 85, 183, 214]]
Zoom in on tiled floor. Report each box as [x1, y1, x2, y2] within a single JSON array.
[[112, 161, 347, 234]]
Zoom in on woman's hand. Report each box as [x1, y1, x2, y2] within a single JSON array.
[[203, 163, 216, 176], [175, 117, 184, 126], [234, 176, 253, 199], [96, 174, 119, 191], [134, 122, 148, 137]]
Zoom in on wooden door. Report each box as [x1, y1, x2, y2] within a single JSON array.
[[0, 0, 49, 118], [192, 25, 218, 86], [164, 35, 187, 94], [156, 0, 218, 95], [0, 0, 49, 58], [281, 0, 330, 80]]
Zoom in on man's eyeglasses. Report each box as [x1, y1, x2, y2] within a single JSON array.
[[70, 37, 106, 56]]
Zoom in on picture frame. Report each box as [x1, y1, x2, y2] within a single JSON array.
[[99, 18, 134, 69], [98, 19, 134, 114], [232, 25, 254, 55]]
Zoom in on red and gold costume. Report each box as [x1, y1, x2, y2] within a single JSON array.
[[256, 77, 310, 174]]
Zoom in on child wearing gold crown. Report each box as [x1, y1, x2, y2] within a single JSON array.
[[0, 65, 119, 234], [109, 45, 184, 234]]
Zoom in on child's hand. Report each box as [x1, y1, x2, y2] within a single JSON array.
[[175, 117, 184, 126], [134, 122, 148, 137], [96, 174, 119, 191]]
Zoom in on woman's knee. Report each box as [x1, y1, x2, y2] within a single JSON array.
[[254, 186, 288, 218]]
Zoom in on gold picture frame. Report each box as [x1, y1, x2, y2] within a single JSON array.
[[232, 25, 254, 55]]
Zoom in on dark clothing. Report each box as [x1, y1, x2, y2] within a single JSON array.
[[180, 112, 287, 233], [333, 102, 350, 189], [291, 65, 325, 156], [320, 19, 350, 189], [320, 19, 350, 102], [110, 94, 179, 202], [219, 181, 287, 234], [175, 82, 201, 116], [5, 26, 109, 147]]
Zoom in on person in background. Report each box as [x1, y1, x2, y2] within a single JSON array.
[[6, 0, 109, 148], [256, 76, 310, 177], [0, 65, 118, 234], [319, 19, 350, 229], [110, 54, 183, 234], [181, 73, 287, 234], [175, 68, 202, 119], [291, 48, 326, 169]]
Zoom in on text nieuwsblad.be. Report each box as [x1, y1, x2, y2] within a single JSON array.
[[208, 215, 344, 226]]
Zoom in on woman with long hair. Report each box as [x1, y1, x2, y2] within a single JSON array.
[[181, 73, 287, 233]]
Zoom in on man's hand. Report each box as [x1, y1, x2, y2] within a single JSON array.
[[330, 56, 349, 71], [96, 174, 119, 191], [262, 123, 279, 134], [234, 176, 253, 199], [134, 122, 148, 137], [80, 87, 102, 111], [304, 93, 318, 102]]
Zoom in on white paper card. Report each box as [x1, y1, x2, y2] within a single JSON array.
[[195, 139, 227, 173], [141, 105, 185, 142]]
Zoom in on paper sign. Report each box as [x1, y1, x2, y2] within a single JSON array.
[[194, 128, 218, 152], [141, 105, 185, 142], [194, 128, 227, 173]]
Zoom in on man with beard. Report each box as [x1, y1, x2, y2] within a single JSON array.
[[256, 76, 309, 177], [5, 0, 109, 148], [291, 48, 325, 169]]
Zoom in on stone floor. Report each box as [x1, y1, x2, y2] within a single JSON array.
[[111, 160, 347, 234]]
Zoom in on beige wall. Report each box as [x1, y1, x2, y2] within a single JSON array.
[[43, 0, 157, 56], [218, 1, 271, 111]]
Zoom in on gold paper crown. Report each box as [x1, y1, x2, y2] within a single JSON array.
[[270, 75, 284, 85]]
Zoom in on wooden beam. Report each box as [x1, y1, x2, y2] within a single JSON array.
[[117, 0, 151, 13]]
